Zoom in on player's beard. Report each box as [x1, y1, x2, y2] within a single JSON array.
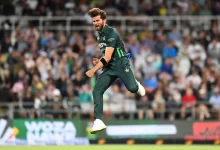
[[95, 21, 105, 31]]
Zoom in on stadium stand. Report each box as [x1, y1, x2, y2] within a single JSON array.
[[0, 0, 220, 121]]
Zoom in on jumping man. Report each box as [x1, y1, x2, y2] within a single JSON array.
[[85, 8, 146, 134]]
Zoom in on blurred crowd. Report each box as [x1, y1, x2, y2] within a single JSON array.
[[1, 0, 220, 17], [0, 0, 220, 121]]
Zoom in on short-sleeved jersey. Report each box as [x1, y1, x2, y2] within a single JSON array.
[[96, 25, 126, 62]]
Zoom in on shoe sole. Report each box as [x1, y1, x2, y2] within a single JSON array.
[[137, 81, 146, 96], [90, 126, 107, 134], [139, 86, 146, 96], [138, 83, 146, 96]]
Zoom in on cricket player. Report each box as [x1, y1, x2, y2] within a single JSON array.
[[85, 8, 145, 134]]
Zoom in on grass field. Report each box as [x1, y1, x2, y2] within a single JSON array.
[[0, 145, 219, 150]]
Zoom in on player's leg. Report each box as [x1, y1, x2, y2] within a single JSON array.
[[91, 71, 117, 134], [117, 58, 145, 96], [93, 72, 117, 120]]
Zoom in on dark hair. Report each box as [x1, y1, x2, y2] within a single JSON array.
[[88, 8, 107, 20]]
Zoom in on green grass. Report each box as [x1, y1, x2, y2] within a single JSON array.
[[0, 145, 219, 150]]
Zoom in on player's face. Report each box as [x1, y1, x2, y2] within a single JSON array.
[[92, 15, 106, 31]]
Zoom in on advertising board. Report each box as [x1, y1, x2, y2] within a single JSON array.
[[0, 119, 89, 145], [86, 120, 193, 140], [185, 122, 220, 140]]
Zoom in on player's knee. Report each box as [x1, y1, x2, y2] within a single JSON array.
[[127, 85, 138, 93], [92, 89, 99, 97], [93, 88, 104, 97]]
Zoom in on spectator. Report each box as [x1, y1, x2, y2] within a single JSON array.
[[186, 69, 202, 90], [176, 0, 189, 15], [190, 58, 203, 77], [0, 36, 12, 54], [136, 95, 153, 120], [180, 87, 197, 119], [12, 69, 27, 101], [24, 53, 35, 70], [36, 50, 52, 82], [190, 0, 200, 15], [178, 35, 193, 57], [142, 56, 158, 77], [212, 1, 220, 15], [31, 74, 44, 96], [72, 71, 87, 96], [47, 87, 63, 119], [168, 27, 182, 47], [21, 90, 35, 118], [144, 74, 158, 99], [140, 32, 155, 50], [160, 57, 173, 76], [62, 80, 80, 116], [106, 84, 125, 119], [207, 38, 220, 63], [197, 30, 209, 50], [159, 3, 167, 16], [0, 57, 10, 89], [169, 73, 186, 92], [84, 30, 98, 57], [51, 51, 61, 81], [152, 89, 166, 119], [173, 57, 191, 77], [78, 84, 93, 118], [196, 87, 210, 120], [134, 49, 148, 72], [209, 87, 220, 119], [162, 40, 178, 59], [127, 34, 140, 59], [167, 88, 181, 120], [153, 34, 166, 55], [13, 31, 29, 53], [56, 73, 68, 97], [158, 72, 172, 87], [188, 43, 207, 66]]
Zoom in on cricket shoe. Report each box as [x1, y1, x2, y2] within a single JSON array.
[[136, 80, 146, 96], [90, 119, 107, 134]]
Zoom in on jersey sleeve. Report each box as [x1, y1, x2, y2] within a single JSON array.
[[106, 30, 118, 48]]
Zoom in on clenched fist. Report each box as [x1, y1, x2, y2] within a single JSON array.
[[85, 69, 95, 78]]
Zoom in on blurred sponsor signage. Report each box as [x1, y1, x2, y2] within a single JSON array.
[[86, 120, 192, 139], [0, 119, 18, 144], [106, 125, 177, 136], [185, 122, 220, 140], [1, 119, 89, 145]]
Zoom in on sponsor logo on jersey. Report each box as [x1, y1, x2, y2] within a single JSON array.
[[107, 38, 115, 42]]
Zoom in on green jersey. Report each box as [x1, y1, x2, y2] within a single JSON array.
[[96, 25, 126, 62]]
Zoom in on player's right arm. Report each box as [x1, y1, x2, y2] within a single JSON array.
[[86, 29, 118, 77], [86, 47, 114, 78], [92, 57, 105, 66]]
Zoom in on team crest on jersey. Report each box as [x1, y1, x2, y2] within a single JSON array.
[[125, 68, 129, 73], [103, 36, 106, 41]]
